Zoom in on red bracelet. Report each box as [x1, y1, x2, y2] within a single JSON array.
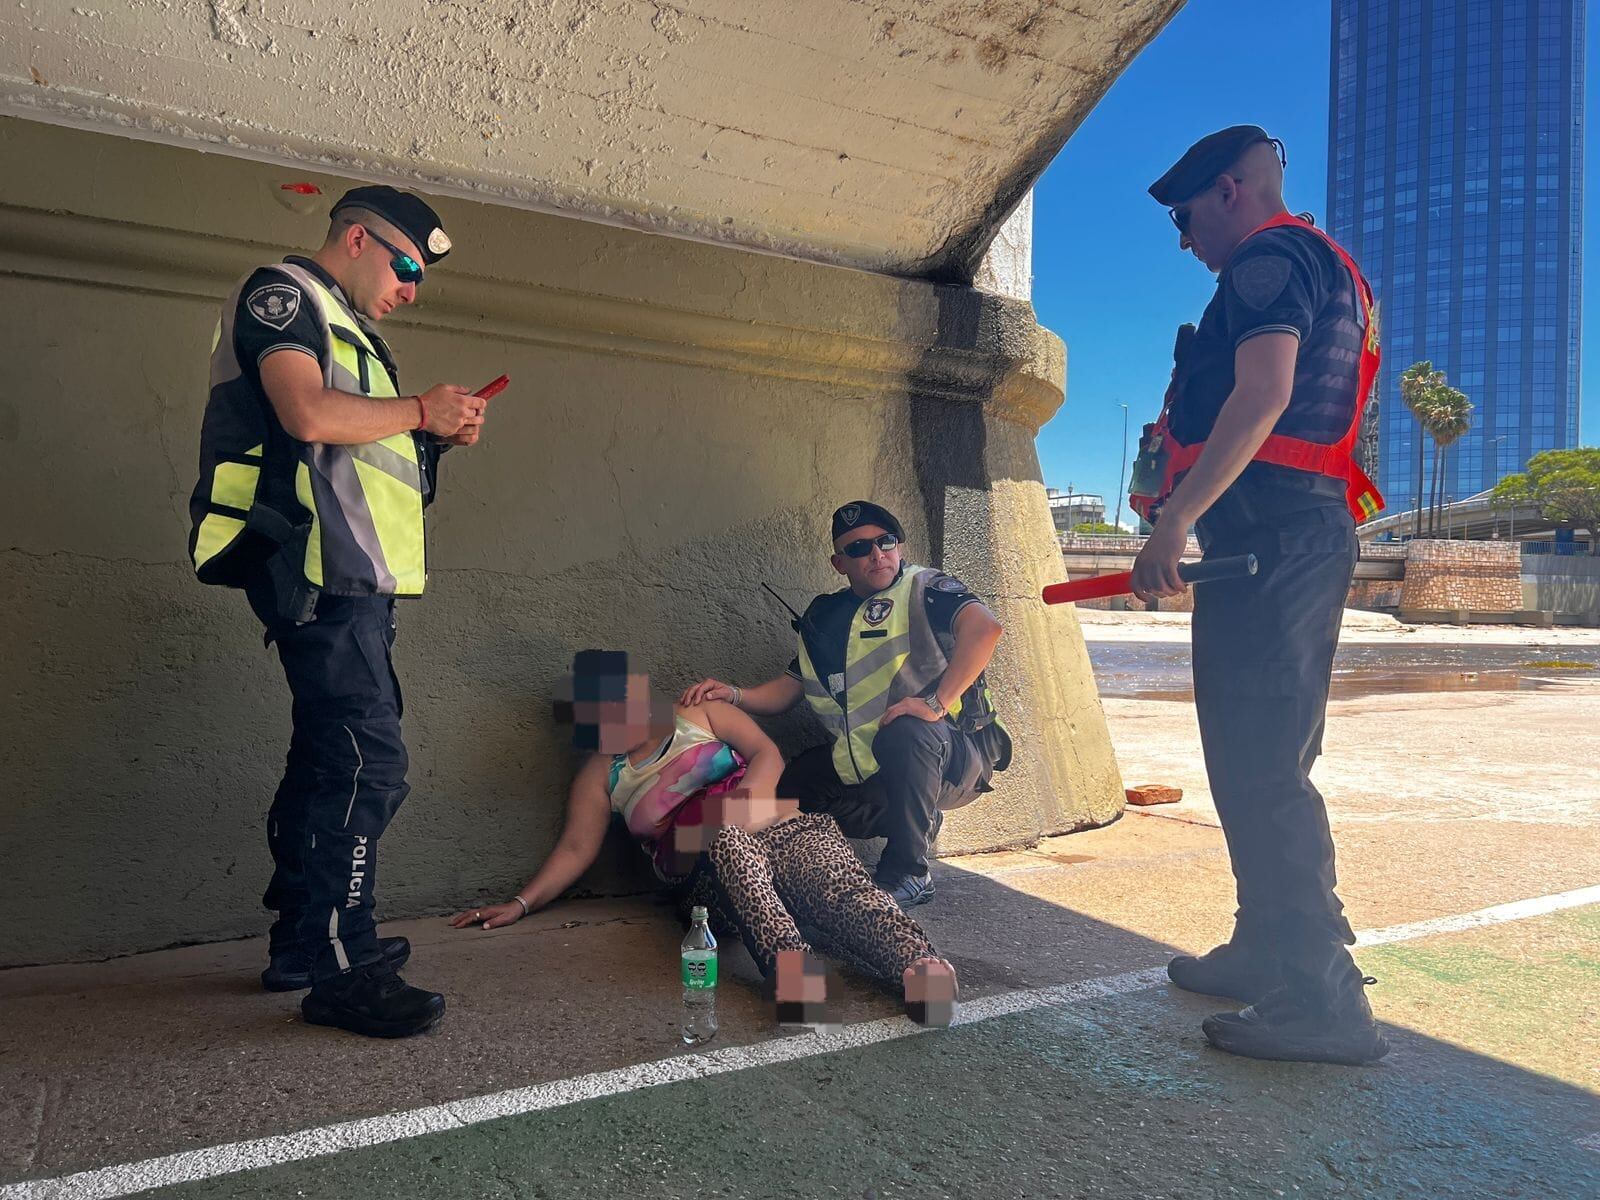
[[414, 395, 427, 431]]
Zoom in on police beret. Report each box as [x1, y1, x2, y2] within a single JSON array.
[[831, 501, 905, 545], [1148, 125, 1274, 206], [330, 185, 452, 264]]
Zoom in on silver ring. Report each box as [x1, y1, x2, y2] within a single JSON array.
[[474, 911, 482, 920]]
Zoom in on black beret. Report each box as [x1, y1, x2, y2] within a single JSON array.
[[1148, 125, 1274, 207], [330, 185, 452, 264], [831, 501, 905, 545]]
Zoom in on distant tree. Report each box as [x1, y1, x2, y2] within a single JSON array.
[[1424, 386, 1472, 534], [1493, 448, 1600, 555], [1071, 521, 1121, 536], [1399, 362, 1472, 534], [1399, 361, 1445, 532]]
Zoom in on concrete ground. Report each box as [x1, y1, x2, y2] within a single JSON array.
[[3, 653, 1598, 1199]]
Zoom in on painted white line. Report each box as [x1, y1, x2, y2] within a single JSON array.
[[1354, 885, 1600, 947], [5, 888, 1596, 1200]]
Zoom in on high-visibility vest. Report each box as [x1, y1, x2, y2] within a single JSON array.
[[188, 263, 429, 596], [795, 565, 1003, 786], [1132, 213, 1384, 525]]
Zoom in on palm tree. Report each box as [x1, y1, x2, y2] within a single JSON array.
[[1423, 386, 1472, 535], [1399, 361, 1447, 537]]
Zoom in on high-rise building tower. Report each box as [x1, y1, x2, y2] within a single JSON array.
[[1327, 0, 1584, 513]]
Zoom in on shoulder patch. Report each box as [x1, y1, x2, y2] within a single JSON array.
[[1229, 255, 1293, 310], [934, 576, 969, 593], [245, 282, 303, 331]]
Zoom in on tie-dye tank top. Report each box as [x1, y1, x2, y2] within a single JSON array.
[[608, 713, 744, 875]]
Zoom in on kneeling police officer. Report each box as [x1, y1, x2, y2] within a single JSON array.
[[682, 501, 1012, 907], [189, 186, 492, 1037]]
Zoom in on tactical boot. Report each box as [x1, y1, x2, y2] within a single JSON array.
[[263, 936, 411, 992], [301, 960, 446, 1039], [1167, 940, 1282, 1004], [1202, 975, 1390, 1065]]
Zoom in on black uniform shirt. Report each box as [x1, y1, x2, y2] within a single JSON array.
[[1175, 225, 1365, 525], [784, 567, 985, 690], [233, 256, 401, 395]]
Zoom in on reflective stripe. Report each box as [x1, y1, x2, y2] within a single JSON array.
[[347, 440, 424, 491], [329, 907, 350, 973]]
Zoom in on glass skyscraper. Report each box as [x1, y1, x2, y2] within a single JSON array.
[[1327, 0, 1584, 512]]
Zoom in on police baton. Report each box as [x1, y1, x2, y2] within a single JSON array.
[[1041, 554, 1258, 605]]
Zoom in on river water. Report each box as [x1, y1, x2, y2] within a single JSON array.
[[1088, 640, 1600, 701]]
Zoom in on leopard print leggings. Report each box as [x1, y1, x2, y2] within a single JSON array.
[[678, 812, 936, 984]]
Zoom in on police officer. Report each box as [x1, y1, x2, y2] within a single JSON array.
[[681, 502, 1012, 907], [189, 186, 493, 1037], [1132, 127, 1388, 1063]]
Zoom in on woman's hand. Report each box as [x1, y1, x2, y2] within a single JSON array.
[[679, 678, 734, 706], [448, 901, 526, 930]]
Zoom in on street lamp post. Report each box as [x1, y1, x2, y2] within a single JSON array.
[[1489, 436, 1507, 539], [1113, 401, 1129, 533]]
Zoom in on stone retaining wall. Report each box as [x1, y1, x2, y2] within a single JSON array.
[[1398, 540, 1524, 612]]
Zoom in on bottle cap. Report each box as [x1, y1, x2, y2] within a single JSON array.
[[691, 906, 708, 921]]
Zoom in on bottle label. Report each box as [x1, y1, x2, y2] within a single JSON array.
[[682, 950, 718, 989]]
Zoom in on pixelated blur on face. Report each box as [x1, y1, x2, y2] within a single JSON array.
[[831, 523, 901, 594], [555, 652, 674, 754]]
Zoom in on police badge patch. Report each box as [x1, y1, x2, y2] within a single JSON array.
[[246, 283, 303, 331], [935, 576, 967, 593], [863, 598, 894, 626], [1229, 255, 1292, 310], [839, 504, 861, 527]]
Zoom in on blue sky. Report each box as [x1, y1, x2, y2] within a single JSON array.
[[1031, 0, 1595, 525]]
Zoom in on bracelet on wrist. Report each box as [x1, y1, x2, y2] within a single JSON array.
[[512, 895, 530, 915], [414, 395, 428, 432], [729, 685, 743, 707]]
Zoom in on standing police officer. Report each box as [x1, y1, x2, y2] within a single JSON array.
[[681, 502, 1012, 907], [189, 186, 491, 1038], [1131, 127, 1388, 1063]]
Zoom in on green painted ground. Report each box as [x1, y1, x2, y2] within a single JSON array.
[[146, 914, 1600, 1200]]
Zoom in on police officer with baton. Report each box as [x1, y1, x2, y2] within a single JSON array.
[[1129, 127, 1388, 1064]]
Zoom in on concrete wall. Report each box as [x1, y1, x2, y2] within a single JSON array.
[[1522, 553, 1600, 620], [0, 118, 1123, 968]]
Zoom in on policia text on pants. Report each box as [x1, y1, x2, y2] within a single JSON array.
[[1131, 125, 1389, 1065], [188, 185, 491, 1039], [681, 501, 1011, 910]]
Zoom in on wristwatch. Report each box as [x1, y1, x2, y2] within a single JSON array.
[[922, 695, 947, 717]]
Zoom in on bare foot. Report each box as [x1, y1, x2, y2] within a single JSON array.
[[903, 955, 958, 1027]]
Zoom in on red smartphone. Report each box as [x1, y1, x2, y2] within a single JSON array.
[[474, 374, 510, 400]]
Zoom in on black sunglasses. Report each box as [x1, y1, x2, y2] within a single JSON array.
[[840, 533, 901, 559], [345, 221, 424, 284], [1168, 138, 1287, 235]]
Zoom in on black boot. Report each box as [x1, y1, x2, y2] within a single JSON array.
[[1202, 974, 1390, 1065], [1168, 939, 1282, 1004], [301, 960, 446, 1038], [263, 936, 411, 992]]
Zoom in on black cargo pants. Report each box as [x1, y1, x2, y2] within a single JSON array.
[[247, 583, 411, 982], [1191, 503, 1361, 991]]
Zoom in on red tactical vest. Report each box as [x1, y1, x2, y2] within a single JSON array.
[[1132, 213, 1384, 525]]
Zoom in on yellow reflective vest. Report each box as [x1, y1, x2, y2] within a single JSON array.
[[189, 263, 429, 597], [795, 565, 1004, 786]]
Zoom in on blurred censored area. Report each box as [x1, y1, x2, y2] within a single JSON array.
[[552, 649, 955, 1030]]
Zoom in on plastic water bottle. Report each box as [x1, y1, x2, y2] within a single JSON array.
[[680, 905, 719, 1046]]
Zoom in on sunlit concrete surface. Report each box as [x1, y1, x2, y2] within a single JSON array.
[[0, 0, 1181, 279], [3, 677, 1596, 1197]]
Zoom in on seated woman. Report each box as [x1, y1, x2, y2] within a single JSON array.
[[449, 649, 957, 1027]]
